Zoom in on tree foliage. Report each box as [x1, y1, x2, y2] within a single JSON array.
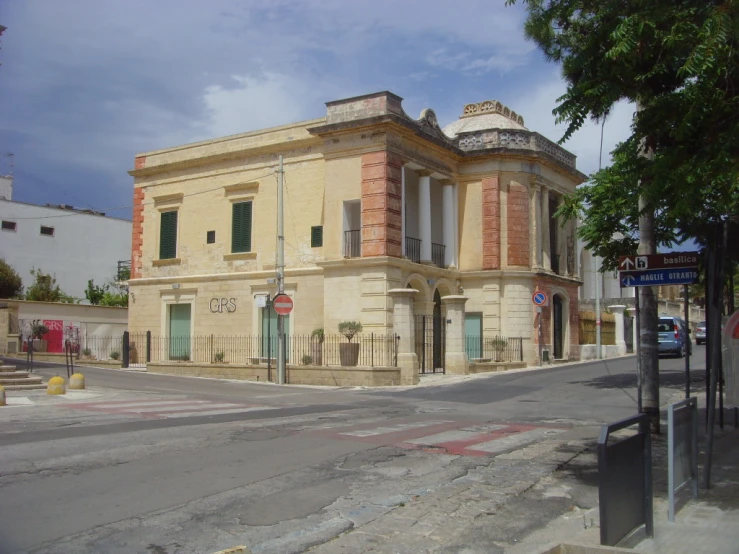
[[508, 0, 739, 264], [25, 268, 77, 303], [0, 258, 23, 299], [85, 279, 107, 305]]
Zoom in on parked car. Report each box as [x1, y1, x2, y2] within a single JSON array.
[[695, 321, 707, 345], [658, 316, 692, 358]]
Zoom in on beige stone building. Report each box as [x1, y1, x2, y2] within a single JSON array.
[[128, 91, 585, 375]]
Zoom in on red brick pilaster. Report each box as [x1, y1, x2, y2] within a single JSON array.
[[134, 156, 147, 169], [361, 151, 403, 258], [507, 182, 530, 267], [131, 187, 145, 279], [482, 176, 500, 269]]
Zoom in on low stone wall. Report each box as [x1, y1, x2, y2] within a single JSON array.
[[147, 362, 400, 387], [5, 352, 123, 368], [469, 362, 527, 374], [579, 345, 629, 360]]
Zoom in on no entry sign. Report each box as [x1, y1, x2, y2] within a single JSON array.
[[272, 294, 293, 315]]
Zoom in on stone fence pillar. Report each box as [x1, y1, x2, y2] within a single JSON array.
[[441, 295, 469, 375], [388, 289, 419, 385], [609, 305, 627, 356], [626, 307, 637, 354]]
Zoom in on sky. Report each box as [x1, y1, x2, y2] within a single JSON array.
[[0, 0, 636, 222]]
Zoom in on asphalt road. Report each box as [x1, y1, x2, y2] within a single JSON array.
[[0, 348, 706, 553]]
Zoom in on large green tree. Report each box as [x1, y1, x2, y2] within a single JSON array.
[[508, 0, 739, 436], [0, 259, 23, 299]]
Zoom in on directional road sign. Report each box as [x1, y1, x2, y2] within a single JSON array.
[[618, 252, 699, 271], [272, 293, 294, 315], [532, 291, 549, 306], [620, 268, 699, 288]]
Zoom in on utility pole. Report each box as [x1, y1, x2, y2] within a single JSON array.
[[276, 155, 286, 385], [638, 193, 660, 433], [595, 255, 602, 359]]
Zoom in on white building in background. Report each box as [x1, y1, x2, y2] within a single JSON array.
[[0, 175, 12, 201], [0, 193, 132, 301]]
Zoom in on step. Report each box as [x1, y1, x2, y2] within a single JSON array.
[[1, 383, 47, 391], [0, 377, 44, 386], [0, 365, 19, 372], [0, 371, 32, 379]]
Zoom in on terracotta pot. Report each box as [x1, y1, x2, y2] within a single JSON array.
[[339, 343, 360, 367]]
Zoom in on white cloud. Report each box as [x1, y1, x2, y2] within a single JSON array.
[[202, 73, 330, 138]]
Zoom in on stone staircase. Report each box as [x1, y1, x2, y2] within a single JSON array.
[[0, 360, 45, 390]]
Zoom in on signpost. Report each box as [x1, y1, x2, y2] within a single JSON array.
[[619, 269, 699, 288], [533, 291, 548, 365], [619, 251, 700, 405]]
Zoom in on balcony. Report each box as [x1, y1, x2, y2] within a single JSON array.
[[344, 229, 361, 258], [405, 237, 421, 263], [432, 243, 445, 268]]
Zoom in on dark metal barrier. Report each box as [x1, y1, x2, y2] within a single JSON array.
[[598, 413, 653, 546], [667, 397, 698, 522], [464, 335, 524, 362], [431, 242, 445, 268], [122, 331, 130, 368], [415, 315, 445, 374]]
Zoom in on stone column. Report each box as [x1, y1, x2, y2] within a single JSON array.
[[541, 186, 551, 270], [441, 295, 469, 375], [626, 307, 637, 354], [401, 166, 406, 257], [418, 172, 433, 263], [442, 181, 455, 267], [389, 288, 419, 385], [609, 305, 627, 356]]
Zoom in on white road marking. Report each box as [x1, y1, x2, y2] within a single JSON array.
[[470, 428, 565, 453], [339, 421, 452, 437]]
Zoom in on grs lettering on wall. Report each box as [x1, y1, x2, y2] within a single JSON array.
[[209, 298, 237, 313]]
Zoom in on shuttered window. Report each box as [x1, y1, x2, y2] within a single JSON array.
[[311, 225, 323, 248], [159, 211, 178, 259], [231, 201, 252, 253]]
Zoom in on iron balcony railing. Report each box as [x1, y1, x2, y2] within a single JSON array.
[[431, 243, 446, 268], [405, 236, 421, 263], [117, 260, 131, 281], [344, 229, 361, 258]]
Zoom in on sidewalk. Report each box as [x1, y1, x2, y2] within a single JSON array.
[[634, 423, 739, 554]]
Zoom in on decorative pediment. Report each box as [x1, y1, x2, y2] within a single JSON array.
[[415, 108, 450, 142]]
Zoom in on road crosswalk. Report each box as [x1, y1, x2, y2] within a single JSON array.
[[329, 419, 567, 457], [61, 398, 273, 419]]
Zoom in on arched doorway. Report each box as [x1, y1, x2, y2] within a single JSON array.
[[553, 294, 564, 359], [433, 289, 443, 369]]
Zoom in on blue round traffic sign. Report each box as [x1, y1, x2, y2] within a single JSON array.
[[533, 291, 548, 306]]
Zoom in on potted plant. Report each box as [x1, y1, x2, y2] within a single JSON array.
[[30, 320, 49, 352], [338, 321, 362, 367], [302, 354, 313, 365], [110, 351, 120, 360], [487, 337, 508, 362], [311, 328, 324, 366], [214, 351, 226, 363]]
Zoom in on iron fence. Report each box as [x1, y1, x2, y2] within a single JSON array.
[[78, 335, 124, 362], [405, 236, 421, 263], [124, 332, 399, 368], [415, 315, 445, 374], [464, 335, 524, 362]]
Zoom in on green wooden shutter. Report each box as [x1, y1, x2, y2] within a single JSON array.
[[159, 211, 178, 259], [232, 201, 252, 253], [311, 225, 323, 248]]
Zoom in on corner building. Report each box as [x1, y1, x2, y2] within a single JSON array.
[[128, 92, 585, 368]]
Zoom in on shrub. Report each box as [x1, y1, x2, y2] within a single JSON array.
[[302, 354, 313, 365], [82, 348, 92, 356], [110, 351, 120, 360], [31, 320, 49, 339], [214, 351, 225, 363], [338, 321, 362, 342]]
